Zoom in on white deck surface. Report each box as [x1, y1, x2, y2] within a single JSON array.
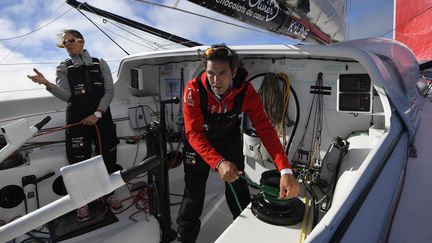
[[388, 98, 432, 243], [215, 202, 307, 243]]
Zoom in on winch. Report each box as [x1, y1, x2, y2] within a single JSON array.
[[247, 170, 305, 226]]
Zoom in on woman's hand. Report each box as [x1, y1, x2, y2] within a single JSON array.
[[81, 114, 99, 126], [27, 68, 49, 85]]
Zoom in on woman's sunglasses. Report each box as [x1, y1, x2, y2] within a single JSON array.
[[62, 38, 83, 46]]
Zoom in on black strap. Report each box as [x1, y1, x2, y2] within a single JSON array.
[[65, 58, 73, 67], [233, 85, 246, 113], [197, 76, 209, 115]]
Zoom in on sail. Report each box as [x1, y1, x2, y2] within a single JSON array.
[[394, 0, 432, 61], [187, 0, 346, 44]]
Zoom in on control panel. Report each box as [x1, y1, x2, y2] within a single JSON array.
[[337, 74, 372, 113]]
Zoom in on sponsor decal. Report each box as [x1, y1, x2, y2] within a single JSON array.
[[185, 88, 194, 106], [188, 0, 314, 41], [213, 0, 279, 22]]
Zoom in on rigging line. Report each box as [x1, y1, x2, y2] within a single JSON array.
[[81, 3, 164, 50], [108, 21, 162, 48], [0, 6, 73, 64], [84, 3, 196, 47], [106, 20, 164, 50], [133, 0, 278, 37], [381, 5, 432, 37], [174, 0, 180, 8], [0, 59, 121, 66], [99, 21, 160, 50], [0, 61, 59, 65], [0, 88, 45, 94], [0, 2, 70, 41], [173, 0, 181, 9], [75, 7, 130, 55]]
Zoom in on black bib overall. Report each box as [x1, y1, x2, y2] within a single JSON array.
[[65, 58, 120, 174], [176, 80, 251, 243]]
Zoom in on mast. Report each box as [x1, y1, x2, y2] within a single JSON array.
[[66, 0, 202, 47]]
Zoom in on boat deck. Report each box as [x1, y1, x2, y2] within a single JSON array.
[[388, 97, 432, 243]]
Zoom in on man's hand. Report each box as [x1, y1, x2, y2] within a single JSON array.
[[217, 160, 243, 182], [279, 174, 300, 199], [81, 114, 99, 126]]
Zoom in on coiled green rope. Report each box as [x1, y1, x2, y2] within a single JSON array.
[[228, 174, 293, 212]]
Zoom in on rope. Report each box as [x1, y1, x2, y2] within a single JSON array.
[[258, 73, 285, 125], [34, 121, 103, 155], [258, 72, 291, 147], [94, 124, 102, 155], [294, 72, 324, 167], [299, 193, 311, 242], [228, 174, 294, 213], [228, 182, 243, 212], [276, 73, 291, 144], [167, 135, 184, 169], [34, 121, 82, 137]]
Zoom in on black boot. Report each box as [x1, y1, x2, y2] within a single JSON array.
[[177, 221, 200, 243]]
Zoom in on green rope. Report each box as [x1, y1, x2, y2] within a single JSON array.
[[246, 175, 287, 204], [240, 175, 260, 188], [228, 174, 294, 213], [228, 182, 242, 211], [244, 174, 293, 202]]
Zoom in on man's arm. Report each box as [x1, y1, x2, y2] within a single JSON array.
[[243, 83, 299, 198], [243, 83, 291, 171]]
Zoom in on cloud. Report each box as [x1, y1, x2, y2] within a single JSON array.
[[4, 0, 38, 16], [0, 42, 55, 101], [347, 0, 393, 39]]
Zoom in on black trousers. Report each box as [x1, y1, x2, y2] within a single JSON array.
[[65, 110, 121, 174], [176, 136, 251, 243]]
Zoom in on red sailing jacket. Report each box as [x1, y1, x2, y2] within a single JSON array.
[[183, 71, 292, 171]]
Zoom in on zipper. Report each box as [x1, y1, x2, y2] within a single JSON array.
[[205, 88, 237, 114], [77, 53, 90, 85], [79, 53, 85, 64]]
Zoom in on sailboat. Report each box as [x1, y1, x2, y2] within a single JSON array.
[[0, 0, 430, 242]]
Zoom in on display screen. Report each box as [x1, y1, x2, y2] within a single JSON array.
[[338, 93, 371, 112], [339, 74, 371, 92]]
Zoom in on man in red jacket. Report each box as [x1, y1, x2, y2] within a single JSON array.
[[176, 44, 299, 242]]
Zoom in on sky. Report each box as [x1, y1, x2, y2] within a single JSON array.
[[0, 0, 394, 100]]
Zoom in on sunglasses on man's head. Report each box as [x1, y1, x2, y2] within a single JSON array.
[[62, 38, 83, 45], [204, 47, 233, 58]]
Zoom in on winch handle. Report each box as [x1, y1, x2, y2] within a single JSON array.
[[34, 116, 51, 131], [160, 97, 180, 104]]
